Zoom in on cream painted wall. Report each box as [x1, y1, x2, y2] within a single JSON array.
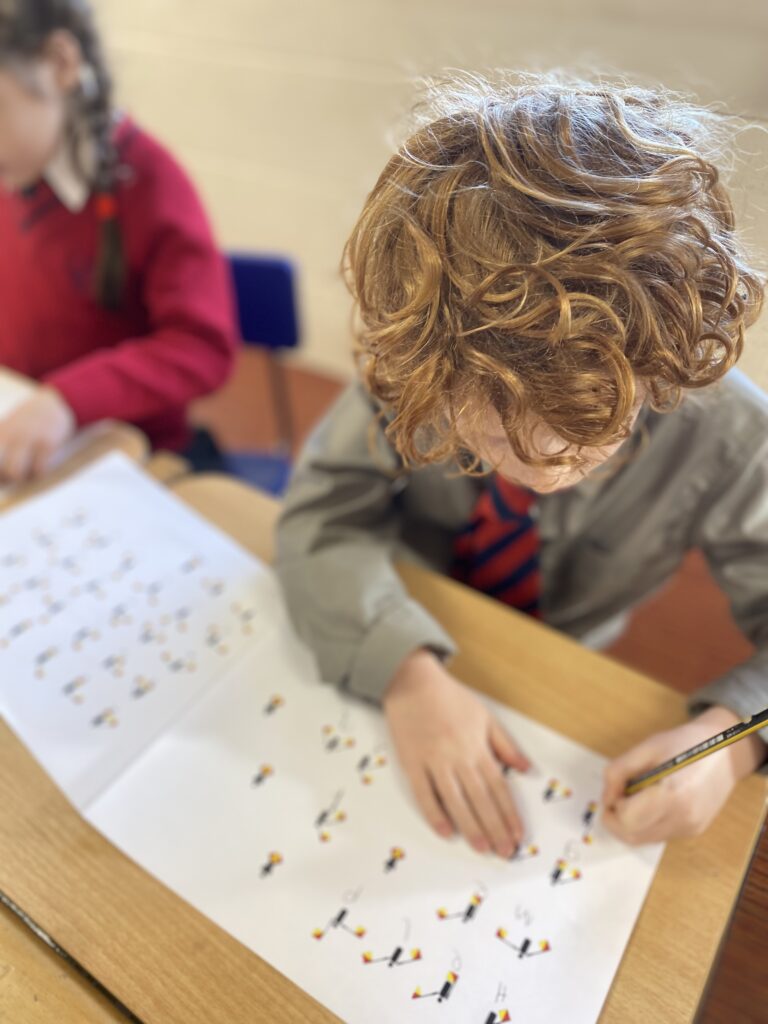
[[97, 0, 768, 386]]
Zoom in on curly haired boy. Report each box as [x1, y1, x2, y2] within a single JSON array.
[[277, 74, 767, 856]]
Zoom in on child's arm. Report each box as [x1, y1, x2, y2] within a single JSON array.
[[687, 431, 768, 749], [276, 382, 457, 703], [42, 143, 236, 433], [277, 383, 526, 857], [604, 420, 768, 844]]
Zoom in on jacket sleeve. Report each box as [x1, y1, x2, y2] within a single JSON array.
[[43, 149, 237, 427], [688, 436, 768, 750], [275, 382, 457, 703]]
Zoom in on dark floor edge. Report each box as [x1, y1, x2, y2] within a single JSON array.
[[692, 818, 767, 1024]]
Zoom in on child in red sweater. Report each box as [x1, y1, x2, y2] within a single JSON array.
[[0, 0, 237, 481]]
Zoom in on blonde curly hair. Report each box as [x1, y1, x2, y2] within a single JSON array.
[[344, 72, 765, 470]]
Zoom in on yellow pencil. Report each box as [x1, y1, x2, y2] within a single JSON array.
[[624, 706, 768, 796]]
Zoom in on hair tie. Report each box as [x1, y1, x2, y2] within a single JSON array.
[[95, 191, 117, 221]]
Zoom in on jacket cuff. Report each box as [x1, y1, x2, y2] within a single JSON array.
[[688, 671, 768, 764], [344, 599, 457, 704], [43, 368, 98, 427]]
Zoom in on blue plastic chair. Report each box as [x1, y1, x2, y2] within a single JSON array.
[[225, 253, 300, 495]]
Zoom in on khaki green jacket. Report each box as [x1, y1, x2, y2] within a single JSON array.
[[276, 370, 768, 743]]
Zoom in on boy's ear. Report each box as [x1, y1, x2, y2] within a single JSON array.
[[41, 29, 84, 95]]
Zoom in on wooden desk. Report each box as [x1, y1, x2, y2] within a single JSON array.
[[0, 901, 126, 1023], [1, 473, 766, 1023]]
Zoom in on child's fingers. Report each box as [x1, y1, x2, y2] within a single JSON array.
[[2, 437, 33, 483], [604, 805, 678, 846], [603, 785, 668, 843], [624, 813, 681, 845], [602, 738, 666, 808], [457, 763, 516, 858], [31, 439, 54, 479], [488, 719, 530, 772], [480, 758, 525, 850], [0, 438, 13, 480], [406, 761, 453, 839], [433, 765, 489, 854]]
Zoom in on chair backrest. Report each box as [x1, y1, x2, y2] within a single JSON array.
[[227, 253, 300, 351]]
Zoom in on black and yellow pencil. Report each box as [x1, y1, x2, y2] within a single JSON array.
[[625, 706, 768, 796]]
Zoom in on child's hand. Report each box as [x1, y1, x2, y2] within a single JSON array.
[[601, 706, 767, 845], [382, 649, 530, 858], [0, 387, 76, 483]]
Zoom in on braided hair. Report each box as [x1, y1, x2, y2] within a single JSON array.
[[0, 0, 123, 307]]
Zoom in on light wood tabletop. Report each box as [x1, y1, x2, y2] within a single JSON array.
[[0, 469, 766, 1024], [0, 900, 128, 1024]]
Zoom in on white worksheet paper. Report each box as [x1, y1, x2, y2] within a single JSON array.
[[0, 455, 663, 1024], [0, 452, 277, 806]]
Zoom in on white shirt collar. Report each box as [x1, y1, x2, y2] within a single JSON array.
[[43, 132, 98, 213]]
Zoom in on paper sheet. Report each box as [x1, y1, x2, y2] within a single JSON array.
[[88, 630, 663, 1024], [0, 452, 277, 806], [0, 455, 663, 1023]]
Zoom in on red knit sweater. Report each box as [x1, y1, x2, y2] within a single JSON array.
[[0, 118, 237, 451]]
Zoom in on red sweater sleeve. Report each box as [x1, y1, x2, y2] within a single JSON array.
[[43, 142, 238, 427]]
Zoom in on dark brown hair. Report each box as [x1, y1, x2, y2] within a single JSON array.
[[0, 0, 123, 308], [345, 72, 765, 470]]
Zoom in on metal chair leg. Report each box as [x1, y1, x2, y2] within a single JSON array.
[[266, 351, 294, 455]]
